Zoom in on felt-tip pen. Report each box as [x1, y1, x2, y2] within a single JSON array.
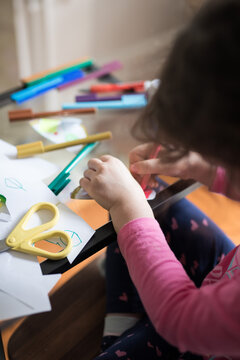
[[89, 79, 160, 93]]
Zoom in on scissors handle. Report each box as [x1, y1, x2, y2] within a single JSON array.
[[6, 202, 72, 260], [10, 229, 72, 260]]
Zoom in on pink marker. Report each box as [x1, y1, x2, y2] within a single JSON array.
[[140, 145, 162, 199]]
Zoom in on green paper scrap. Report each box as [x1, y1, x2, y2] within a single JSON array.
[[0, 194, 11, 222], [38, 118, 59, 133], [0, 194, 6, 206]]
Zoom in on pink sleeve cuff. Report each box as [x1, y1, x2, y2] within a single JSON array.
[[210, 166, 228, 194]]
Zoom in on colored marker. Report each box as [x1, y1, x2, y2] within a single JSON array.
[[48, 142, 98, 195], [11, 69, 84, 103], [70, 185, 91, 200], [89, 81, 145, 93], [62, 94, 147, 110], [16, 131, 112, 158], [8, 107, 96, 122], [58, 61, 123, 90], [89, 79, 160, 93], [140, 145, 162, 198], [75, 94, 122, 102], [75, 94, 98, 102], [22, 58, 93, 86]]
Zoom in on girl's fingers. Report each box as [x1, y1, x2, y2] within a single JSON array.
[[129, 142, 156, 163], [79, 176, 90, 190], [100, 154, 112, 162], [88, 158, 103, 171], [83, 168, 96, 180], [131, 158, 160, 174]]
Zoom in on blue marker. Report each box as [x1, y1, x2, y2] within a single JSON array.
[[62, 94, 147, 110], [11, 69, 84, 104]]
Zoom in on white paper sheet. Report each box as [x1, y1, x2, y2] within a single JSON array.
[[0, 139, 58, 181], [0, 169, 95, 263], [0, 252, 60, 321], [0, 146, 95, 321], [0, 273, 61, 321]]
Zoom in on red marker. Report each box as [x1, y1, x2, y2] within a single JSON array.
[[90, 81, 145, 93], [140, 145, 162, 199]]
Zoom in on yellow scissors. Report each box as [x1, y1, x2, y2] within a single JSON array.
[[0, 202, 72, 260]]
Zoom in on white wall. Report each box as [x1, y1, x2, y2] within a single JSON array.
[[12, 0, 191, 79], [54, 0, 188, 60]]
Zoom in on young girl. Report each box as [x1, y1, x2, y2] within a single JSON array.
[[80, 0, 240, 358]]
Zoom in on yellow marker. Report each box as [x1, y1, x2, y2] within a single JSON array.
[[71, 185, 82, 199], [17, 131, 112, 158], [70, 185, 91, 200]]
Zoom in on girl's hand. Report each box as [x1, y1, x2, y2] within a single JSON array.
[[129, 142, 216, 188], [129, 143, 162, 187], [80, 155, 154, 232]]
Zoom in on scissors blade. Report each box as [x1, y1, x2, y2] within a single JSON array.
[[0, 239, 10, 253]]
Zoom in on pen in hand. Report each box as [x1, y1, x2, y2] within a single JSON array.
[[140, 145, 162, 198], [71, 185, 91, 200]]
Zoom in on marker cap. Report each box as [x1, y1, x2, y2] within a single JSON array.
[[17, 141, 44, 158]]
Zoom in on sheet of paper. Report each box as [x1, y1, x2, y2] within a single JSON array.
[[0, 140, 95, 321], [56, 203, 94, 263], [0, 171, 57, 241], [0, 273, 61, 321], [0, 251, 42, 277], [0, 167, 95, 263], [0, 252, 60, 321], [30, 117, 87, 152], [0, 139, 58, 181], [0, 288, 51, 321]]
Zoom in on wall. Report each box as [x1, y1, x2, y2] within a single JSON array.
[[0, 0, 18, 91], [12, 0, 192, 81], [54, 0, 188, 61]]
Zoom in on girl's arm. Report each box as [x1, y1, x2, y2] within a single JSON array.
[[118, 217, 240, 357], [80, 155, 240, 356]]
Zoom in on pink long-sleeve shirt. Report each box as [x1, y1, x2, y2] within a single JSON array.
[[117, 168, 240, 359], [118, 219, 240, 359]]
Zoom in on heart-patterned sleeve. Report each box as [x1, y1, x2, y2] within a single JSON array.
[[118, 217, 240, 357]]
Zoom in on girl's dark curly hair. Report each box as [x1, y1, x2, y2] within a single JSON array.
[[132, 0, 240, 167]]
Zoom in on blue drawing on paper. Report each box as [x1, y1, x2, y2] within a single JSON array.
[[4, 177, 26, 191], [37, 231, 81, 249], [64, 230, 82, 247], [45, 237, 67, 248]]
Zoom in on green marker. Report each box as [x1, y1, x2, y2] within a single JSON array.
[[26, 59, 93, 87], [48, 142, 98, 196]]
